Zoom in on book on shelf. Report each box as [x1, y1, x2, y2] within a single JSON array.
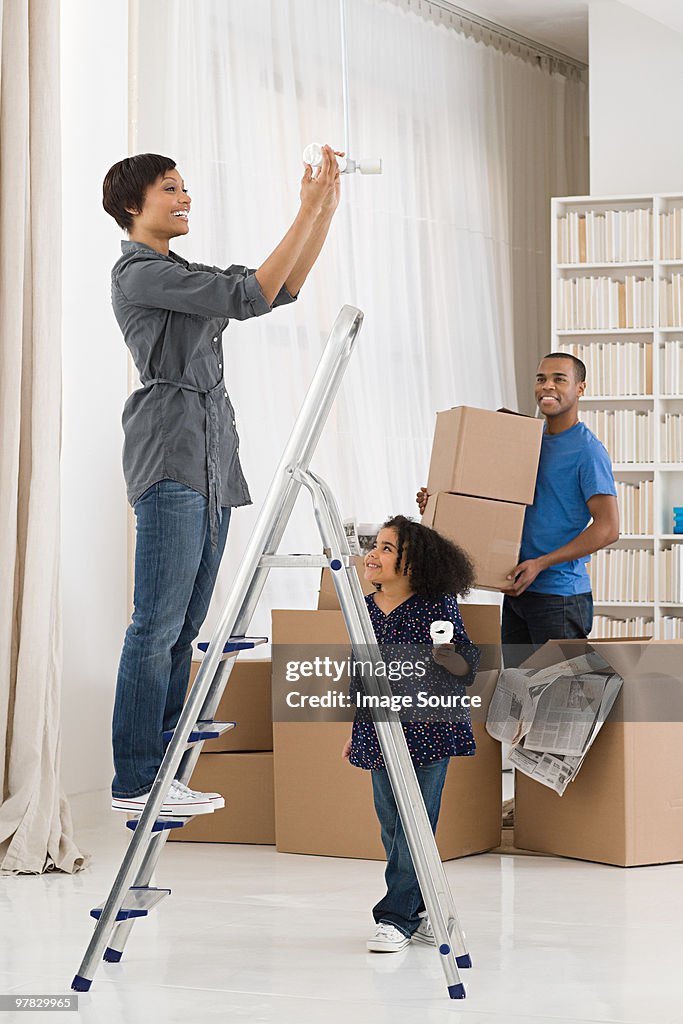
[[660, 209, 683, 260], [660, 615, 683, 639], [661, 545, 683, 602], [558, 209, 653, 264], [612, 479, 653, 535], [581, 409, 654, 463], [660, 414, 683, 462], [659, 276, 683, 328], [557, 276, 653, 330], [560, 340, 653, 395], [588, 548, 654, 603], [590, 614, 654, 638], [662, 340, 683, 395]]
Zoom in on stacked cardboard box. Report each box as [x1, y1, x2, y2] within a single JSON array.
[[169, 658, 275, 844], [421, 407, 543, 590], [513, 639, 683, 866], [271, 603, 502, 860]]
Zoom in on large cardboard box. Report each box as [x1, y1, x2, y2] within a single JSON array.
[[186, 658, 272, 752], [273, 715, 500, 861], [271, 606, 502, 860], [427, 406, 543, 506], [514, 640, 683, 866], [169, 752, 275, 844], [318, 555, 375, 611], [422, 492, 525, 591]]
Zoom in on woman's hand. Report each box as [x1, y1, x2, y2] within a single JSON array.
[[300, 144, 341, 217], [341, 736, 352, 760], [320, 150, 344, 214], [432, 643, 469, 676], [416, 487, 429, 515]]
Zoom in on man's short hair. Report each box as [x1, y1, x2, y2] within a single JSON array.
[[540, 352, 586, 382], [102, 153, 177, 232]]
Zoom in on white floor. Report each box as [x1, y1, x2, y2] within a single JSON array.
[[4, 787, 683, 1024]]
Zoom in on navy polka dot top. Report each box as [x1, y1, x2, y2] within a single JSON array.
[[349, 592, 479, 770]]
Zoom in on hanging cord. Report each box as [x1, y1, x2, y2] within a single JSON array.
[[340, 0, 351, 158]]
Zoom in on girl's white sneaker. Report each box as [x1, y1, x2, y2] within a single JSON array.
[[412, 916, 436, 945], [366, 922, 410, 952]]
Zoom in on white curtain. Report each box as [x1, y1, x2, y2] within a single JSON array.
[[0, 0, 88, 873], [132, 0, 588, 639]]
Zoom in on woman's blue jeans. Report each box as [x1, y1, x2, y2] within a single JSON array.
[[370, 757, 450, 937], [112, 481, 231, 798]]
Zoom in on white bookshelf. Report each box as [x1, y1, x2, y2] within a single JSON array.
[[552, 193, 683, 639]]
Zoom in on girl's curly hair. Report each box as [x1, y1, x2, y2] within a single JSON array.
[[378, 514, 476, 600]]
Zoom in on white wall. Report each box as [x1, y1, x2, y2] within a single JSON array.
[[60, 0, 129, 796], [589, 0, 683, 194]]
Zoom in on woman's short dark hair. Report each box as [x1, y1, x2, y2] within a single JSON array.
[[102, 153, 177, 232], [379, 515, 476, 600]]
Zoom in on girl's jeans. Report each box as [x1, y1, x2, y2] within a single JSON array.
[[112, 481, 231, 799], [370, 756, 450, 937]]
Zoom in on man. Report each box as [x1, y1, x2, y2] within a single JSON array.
[[417, 353, 619, 658]]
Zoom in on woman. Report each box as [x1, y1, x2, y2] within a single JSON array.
[[102, 147, 341, 816]]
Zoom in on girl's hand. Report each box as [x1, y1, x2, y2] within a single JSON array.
[[416, 487, 429, 515], [341, 737, 353, 760], [432, 643, 469, 677]]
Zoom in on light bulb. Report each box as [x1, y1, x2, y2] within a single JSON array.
[[430, 621, 454, 646], [302, 143, 347, 173]]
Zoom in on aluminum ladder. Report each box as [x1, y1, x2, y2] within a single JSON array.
[[71, 304, 472, 999]]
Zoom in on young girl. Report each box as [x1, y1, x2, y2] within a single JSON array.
[[342, 515, 479, 953]]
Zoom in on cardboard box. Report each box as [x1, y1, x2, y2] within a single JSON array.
[[426, 406, 543, 506], [186, 658, 272, 752], [271, 607, 502, 860], [422, 492, 525, 591], [514, 640, 683, 866], [273, 717, 501, 861], [318, 555, 376, 611], [272, 605, 501, 667], [169, 752, 275, 844]]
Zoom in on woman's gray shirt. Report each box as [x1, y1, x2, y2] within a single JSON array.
[[111, 240, 296, 544]]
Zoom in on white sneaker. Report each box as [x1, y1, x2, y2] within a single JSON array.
[[111, 781, 214, 817], [412, 917, 436, 945], [366, 922, 411, 953], [173, 779, 225, 810]]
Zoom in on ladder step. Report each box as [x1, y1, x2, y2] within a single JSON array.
[[196, 636, 268, 653], [90, 886, 171, 922], [162, 721, 237, 744], [259, 554, 351, 568], [125, 817, 189, 833]]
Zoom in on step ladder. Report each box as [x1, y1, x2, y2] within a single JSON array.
[[71, 305, 472, 999]]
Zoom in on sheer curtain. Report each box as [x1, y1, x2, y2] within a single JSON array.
[[0, 0, 87, 873], [132, 0, 588, 638]]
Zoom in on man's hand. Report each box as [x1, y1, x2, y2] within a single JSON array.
[[416, 487, 429, 515], [341, 737, 352, 760], [432, 643, 469, 676], [502, 558, 545, 597]]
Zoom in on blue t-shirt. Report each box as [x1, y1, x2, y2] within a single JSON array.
[[520, 421, 616, 596]]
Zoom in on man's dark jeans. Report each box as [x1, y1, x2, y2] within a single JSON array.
[[501, 591, 593, 668]]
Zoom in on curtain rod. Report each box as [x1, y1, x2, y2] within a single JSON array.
[[390, 0, 588, 76]]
